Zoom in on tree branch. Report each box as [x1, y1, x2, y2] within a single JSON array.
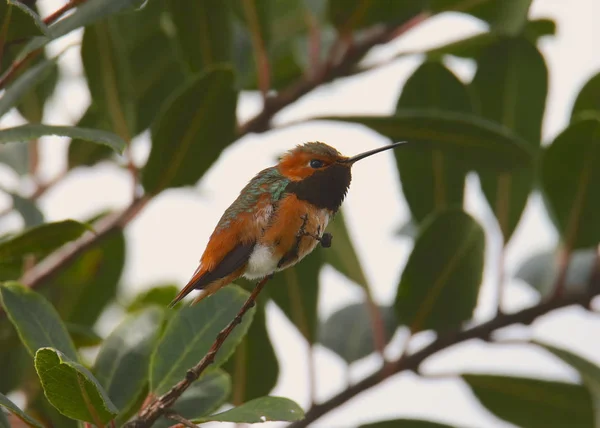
[[287, 289, 599, 428], [124, 276, 272, 428]]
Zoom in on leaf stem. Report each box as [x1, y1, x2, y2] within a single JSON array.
[[124, 276, 272, 428]]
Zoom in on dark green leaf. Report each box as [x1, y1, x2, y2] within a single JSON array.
[[322, 209, 368, 288], [319, 302, 398, 364], [0, 342, 29, 394], [0, 392, 43, 428], [7, 1, 50, 36], [154, 370, 231, 428], [359, 419, 460, 428], [426, 19, 556, 60], [269, 249, 322, 343], [317, 109, 533, 171], [10, 193, 44, 227], [0, 219, 91, 261], [571, 72, 600, 122], [534, 341, 600, 422], [142, 67, 237, 193], [65, 323, 103, 348], [67, 106, 115, 169], [541, 118, 600, 249], [328, 0, 425, 32], [0, 124, 126, 154], [34, 348, 118, 424], [81, 21, 136, 138], [94, 307, 162, 422], [515, 248, 596, 297], [394, 61, 470, 222], [0, 142, 28, 175], [224, 300, 279, 403], [126, 284, 179, 312], [0, 282, 78, 360], [471, 37, 546, 241], [0, 0, 43, 57], [150, 285, 255, 395], [0, 410, 7, 428], [41, 225, 125, 328], [395, 209, 485, 333], [463, 374, 594, 428], [16, 55, 59, 123], [197, 396, 304, 423], [0, 57, 57, 118], [168, 0, 231, 73]]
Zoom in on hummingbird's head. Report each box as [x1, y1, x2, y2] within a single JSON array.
[[277, 141, 404, 181]]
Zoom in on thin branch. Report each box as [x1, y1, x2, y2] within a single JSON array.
[[287, 289, 599, 428], [43, 0, 87, 25], [164, 412, 197, 428], [125, 276, 272, 428]]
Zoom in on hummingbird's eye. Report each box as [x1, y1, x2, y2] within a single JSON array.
[[309, 159, 324, 168]]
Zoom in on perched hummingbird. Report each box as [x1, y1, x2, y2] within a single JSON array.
[[169, 141, 402, 307]]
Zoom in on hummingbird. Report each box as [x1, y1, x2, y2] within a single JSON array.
[[169, 141, 403, 307]]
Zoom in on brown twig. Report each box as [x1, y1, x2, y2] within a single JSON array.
[[287, 289, 600, 428], [125, 276, 272, 428], [43, 0, 87, 25], [164, 411, 197, 428]]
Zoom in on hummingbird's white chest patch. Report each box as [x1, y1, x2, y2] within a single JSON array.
[[244, 244, 279, 279]]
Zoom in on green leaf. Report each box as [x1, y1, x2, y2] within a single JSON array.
[[10, 193, 44, 227], [394, 209, 485, 333], [67, 106, 115, 169], [322, 209, 368, 288], [93, 307, 162, 422], [197, 396, 304, 423], [0, 141, 28, 175], [0, 57, 57, 118], [0, 282, 78, 360], [463, 374, 594, 428], [541, 118, 600, 249], [328, 0, 425, 32], [471, 37, 547, 241], [0, 219, 91, 261], [396, 218, 418, 239], [0, 410, 7, 428], [571, 72, 600, 122], [142, 67, 237, 193], [269, 249, 322, 343], [515, 248, 597, 298], [40, 224, 125, 328], [426, 19, 556, 60], [154, 370, 231, 428], [394, 61, 471, 222], [317, 109, 533, 171], [534, 341, 600, 423], [0, 124, 126, 154], [81, 21, 136, 139], [126, 284, 180, 312], [7, 0, 50, 37], [0, 392, 43, 428], [224, 300, 279, 403], [359, 419, 460, 428], [318, 302, 398, 364], [34, 348, 118, 424], [65, 323, 103, 348], [150, 285, 255, 395], [16, 55, 59, 123], [168, 0, 232, 73]]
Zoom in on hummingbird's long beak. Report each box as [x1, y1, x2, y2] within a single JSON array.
[[341, 141, 406, 165]]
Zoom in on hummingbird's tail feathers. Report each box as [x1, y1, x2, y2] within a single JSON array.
[[168, 241, 255, 308]]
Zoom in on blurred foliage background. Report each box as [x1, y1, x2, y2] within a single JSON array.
[[0, 0, 600, 427]]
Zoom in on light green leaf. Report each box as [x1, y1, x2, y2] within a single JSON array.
[[0, 57, 57, 118], [463, 374, 594, 428], [65, 323, 103, 348], [0, 125, 126, 154], [541, 118, 600, 249], [571, 72, 600, 122], [196, 396, 304, 423], [154, 370, 231, 428], [34, 348, 118, 424], [394, 61, 471, 222], [142, 67, 237, 193], [0, 282, 78, 361], [395, 209, 485, 333], [0, 219, 92, 261], [471, 37, 547, 241], [0, 142, 28, 175], [323, 209, 368, 288], [0, 392, 43, 428], [94, 307, 162, 422], [7, 193, 44, 227], [150, 285, 255, 395], [126, 284, 179, 312], [318, 302, 398, 364], [535, 341, 600, 424], [316, 109, 533, 171]]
